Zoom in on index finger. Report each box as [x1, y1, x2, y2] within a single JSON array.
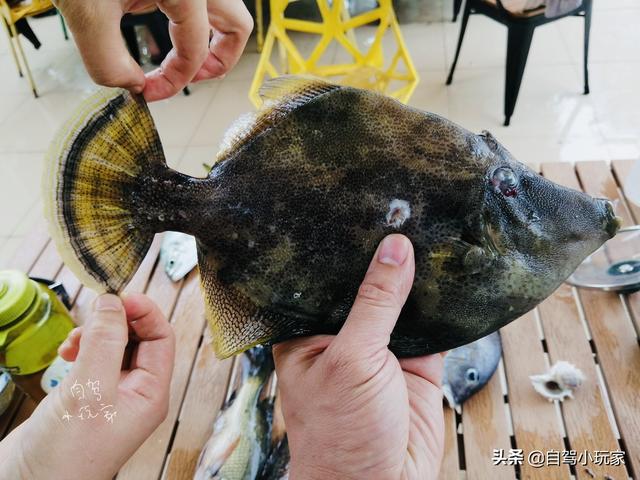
[[143, 0, 210, 101], [54, 0, 145, 92], [122, 294, 175, 385]]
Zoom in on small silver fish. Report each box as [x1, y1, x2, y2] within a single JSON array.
[[442, 331, 502, 412], [160, 231, 198, 282]]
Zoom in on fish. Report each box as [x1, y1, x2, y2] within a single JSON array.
[[160, 231, 198, 281], [194, 346, 274, 480], [260, 389, 289, 480], [44, 76, 622, 359], [442, 331, 502, 411], [260, 436, 290, 480]]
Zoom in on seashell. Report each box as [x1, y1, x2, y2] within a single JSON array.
[[530, 361, 585, 401]]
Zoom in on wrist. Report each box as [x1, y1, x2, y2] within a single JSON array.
[[289, 461, 346, 480], [0, 423, 35, 480]]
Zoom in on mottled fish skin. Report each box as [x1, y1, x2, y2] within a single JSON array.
[[442, 331, 502, 409], [46, 78, 620, 359], [164, 82, 616, 357]]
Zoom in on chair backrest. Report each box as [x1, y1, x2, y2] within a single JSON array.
[[2, 0, 54, 23]]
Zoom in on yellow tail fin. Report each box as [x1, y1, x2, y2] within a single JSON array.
[[43, 88, 166, 293]]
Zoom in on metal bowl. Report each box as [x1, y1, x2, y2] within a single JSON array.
[[566, 225, 640, 292]]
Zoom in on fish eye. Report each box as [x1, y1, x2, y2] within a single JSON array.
[[168, 260, 175, 267], [465, 368, 479, 383], [492, 167, 518, 197]]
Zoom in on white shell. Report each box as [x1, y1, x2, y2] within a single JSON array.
[[530, 361, 585, 402]]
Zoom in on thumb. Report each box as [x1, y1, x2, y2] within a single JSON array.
[[56, 2, 145, 93], [73, 294, 128, 392], [334, 234, 414, 356]]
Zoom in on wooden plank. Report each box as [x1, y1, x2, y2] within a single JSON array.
[[163, 328, 233, 480], [6, 224, 49, 272], [540, 162, 630, 479], [438, 406, 460, 480], [575, 287, 640, 477], [461, 361, 514, 480], [577, 161, 635, 228], [610, 159, 640, 336], [501, 311, 570, 479], [117, 269, 203, 480], [611, 159, 640, 222], [576, 161, 636, 265], [124, 235, 162, 295], [27, 241, 63, 281], [561, 162, 640, 477], [144, 255, 184, 317], [5, 396, 36, 435], [56, 266, 82, 306], [70, 284, 98, 327], [538, 286, 627, 480], [0, 391, 25, 438]]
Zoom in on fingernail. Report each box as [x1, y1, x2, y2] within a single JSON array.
[[378, 235, 410, 266], [94, 294, 122, 312]]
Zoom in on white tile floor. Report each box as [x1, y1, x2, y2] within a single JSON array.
[[1, 0, 639, 266]]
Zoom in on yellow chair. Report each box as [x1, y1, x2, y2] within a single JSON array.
[[249, 0, 419, 107], [0, 0, 68, 97]]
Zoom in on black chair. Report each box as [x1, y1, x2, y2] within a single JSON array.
[[453, 0, 464, 21], [446, 0, 592, 126]]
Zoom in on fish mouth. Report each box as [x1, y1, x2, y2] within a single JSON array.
[[442, 384, 461, 413], [601, 199, 622, 239]]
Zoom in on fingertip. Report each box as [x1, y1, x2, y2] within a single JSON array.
[[123, 293, 156, 320], [377, 234, 412, 267], [400, 353, 445, 387], [273, 336, 332, 365], [93, 293, 123, 312], [123, 294, 171, 341], [58, 344, 78, 362], [128, 82, 145, 95]]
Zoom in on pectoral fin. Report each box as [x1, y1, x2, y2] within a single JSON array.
[[441, 238, 494, 275]]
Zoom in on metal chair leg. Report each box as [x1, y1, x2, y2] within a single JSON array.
[[453, 0, 464, 22], [446, 0, 471, 85], [504, 24, 534, 126], [59, 11, 69, 40], [2, 18, 23, 77], [582, 0, 592, 95], [10, 21, 38, 97]]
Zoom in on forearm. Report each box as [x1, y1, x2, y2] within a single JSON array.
[[0, 423, 34, 480]]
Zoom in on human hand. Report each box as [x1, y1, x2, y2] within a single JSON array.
[[53, 0, 253, 101], [273, 234, 445, 480], [0, 294, 175, 480]]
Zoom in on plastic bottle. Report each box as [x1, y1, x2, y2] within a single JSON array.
[[0, 270, 75, 402]]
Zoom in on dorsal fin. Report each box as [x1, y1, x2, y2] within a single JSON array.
[[258, 75, 339, 105], [215, 76, 341, 163]]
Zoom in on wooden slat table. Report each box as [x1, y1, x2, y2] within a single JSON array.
[[1, 161, 638, 480]]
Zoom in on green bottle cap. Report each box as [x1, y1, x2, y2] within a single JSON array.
[[0, 271, 37, 328]]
